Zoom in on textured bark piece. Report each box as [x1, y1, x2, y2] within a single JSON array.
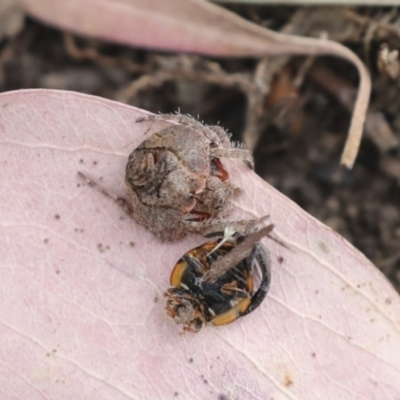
[[0, 89, 399, 399]]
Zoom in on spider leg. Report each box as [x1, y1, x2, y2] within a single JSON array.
[[184, 219, 257, 239], [210, 147, 254, 170], [77, 172, 135, 218]]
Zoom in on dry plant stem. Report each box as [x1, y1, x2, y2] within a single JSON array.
[[203, 225, 274, 283], [244, 57, 276, 149], [342, 8, 400, 37], [117, 71, 174, 103], [63, 33, 147, 74], [118, 66, 256, 102]]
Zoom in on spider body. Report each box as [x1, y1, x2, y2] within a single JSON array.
[[125, 114, 254, 241]]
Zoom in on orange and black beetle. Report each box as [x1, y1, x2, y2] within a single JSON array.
[[165, 234, 271, 333]]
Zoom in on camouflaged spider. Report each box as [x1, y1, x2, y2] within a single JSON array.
[[124, 114, 254, 241], [79, 114, 255, 241]]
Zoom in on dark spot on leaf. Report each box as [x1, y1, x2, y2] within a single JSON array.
[[277, 256, 284, 264], [218, 395, 229, 400], [130, 241, 135, 247], [284, 373, 293, 387], [311, 352, 316, 358], [154, 297, 159, 303], [318, 241, 330, 253], [93, 161, 97, 165], [188, 358, 194, 363], [385, 298, 392, 304], [79, 159, 84, 164], [46, 349, 57, 357], [44, 238, 49, 244], [54, 214, 60, 220]]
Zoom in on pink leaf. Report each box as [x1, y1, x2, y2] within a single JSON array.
[[1, 89, 399, 399]]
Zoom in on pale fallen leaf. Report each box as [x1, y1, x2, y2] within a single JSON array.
[[0, 89, 399, 399], [18, 0, 371, 168]]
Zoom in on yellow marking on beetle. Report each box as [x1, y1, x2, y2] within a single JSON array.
[[211, 298, 251, 326], [170, 260, 188, 287]]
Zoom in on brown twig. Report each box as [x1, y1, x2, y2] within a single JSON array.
[[63, 33, 147, 74]]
